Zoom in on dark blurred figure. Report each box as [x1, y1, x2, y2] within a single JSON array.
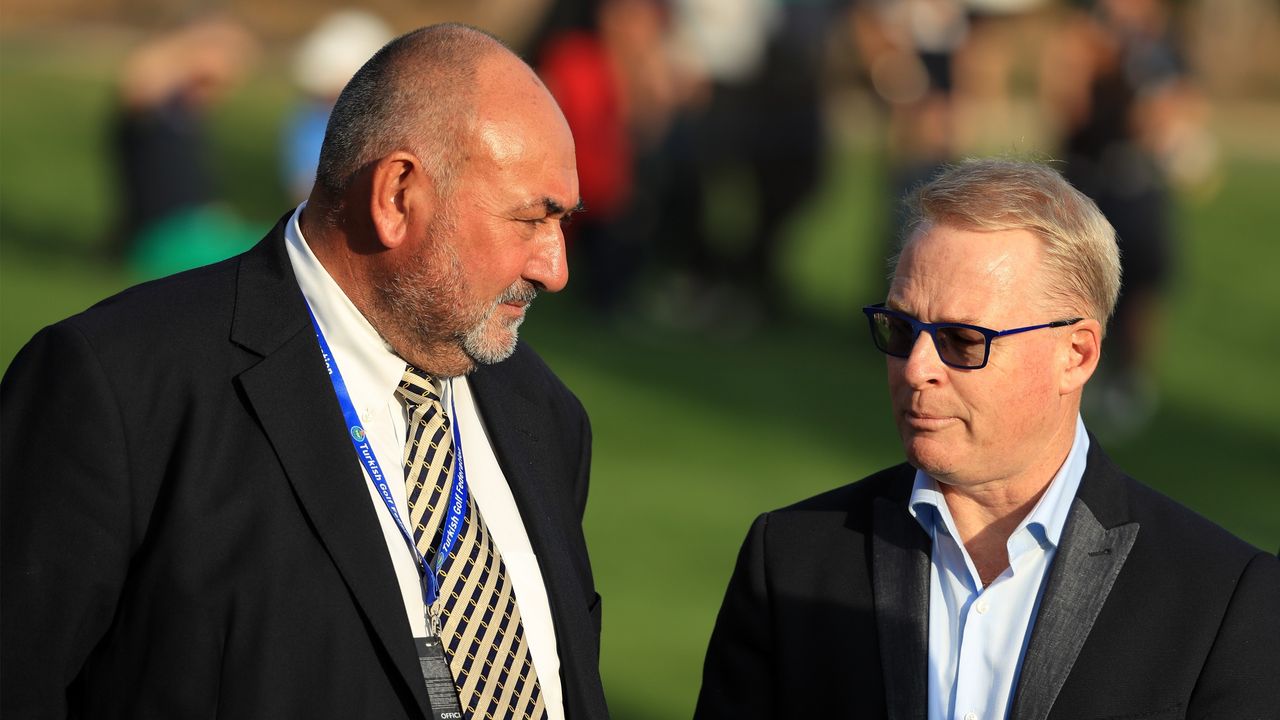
[[729, 0, 834, 318], [953, 0, 1054, 147], [670, 0, 839, 325], [1042, 0, 1214, 434], [113, 17, 260, 278], [538, 0, 686, 318], [537, 0, 838, 330], [283, 9, 392, 203], [850, 0, 970, 292]]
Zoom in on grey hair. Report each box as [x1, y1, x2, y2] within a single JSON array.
[[895, 158, 1122, 334], [312, 23, 509, 212]]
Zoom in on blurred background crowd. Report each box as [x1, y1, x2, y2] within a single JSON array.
[[1, 0, 1277, 716]]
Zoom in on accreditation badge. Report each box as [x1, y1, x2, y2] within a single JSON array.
[[415, 635, 464, 720]]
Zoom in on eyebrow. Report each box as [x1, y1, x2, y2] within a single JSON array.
[[526, 197, 585, 217], [884, 302, 982, 326]]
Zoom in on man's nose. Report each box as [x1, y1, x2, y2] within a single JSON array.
[[900, 330, 946, 387], [525, 223, 568, 292]]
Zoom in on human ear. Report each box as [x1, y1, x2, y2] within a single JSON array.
[[1060, 319, 1102, 395], [368, 151, 434, 250]]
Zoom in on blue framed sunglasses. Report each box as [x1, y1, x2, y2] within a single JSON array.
[[861, 303, 1083, 369]]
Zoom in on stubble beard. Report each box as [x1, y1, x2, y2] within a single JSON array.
[[371, 215, 537, 374], [460, 280, 538, 365]]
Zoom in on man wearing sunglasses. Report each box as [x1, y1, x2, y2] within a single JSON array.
[[695, 159, 1279, 719]]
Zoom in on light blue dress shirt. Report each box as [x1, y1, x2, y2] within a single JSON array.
[[909, 415, 1090, 720]]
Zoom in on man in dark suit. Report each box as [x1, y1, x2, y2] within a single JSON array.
[[2, 24, 608, 719], [695, 159, 1280, 719]]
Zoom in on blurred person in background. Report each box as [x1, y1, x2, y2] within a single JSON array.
[[537, 0, 846, 333], [718, 0, 837, 322], [537, 0, 690, 319], [634, 0, 839, 332], [283, 9, 394, 203], [951, 0, 1054, 147], [112, 15, 262, 278], [849, 0, 970, 292], [1041, 0, 1217, 434], [695, 159, 1279, 719], [2, 24, 609, 719]]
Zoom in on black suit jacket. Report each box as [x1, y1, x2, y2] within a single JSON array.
[[695, 439, 1280, 719], [1, 219, 609, 719]]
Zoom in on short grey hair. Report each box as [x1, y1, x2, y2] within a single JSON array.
[[896, 158, 1122, 333], [313, 23, 508, 208]]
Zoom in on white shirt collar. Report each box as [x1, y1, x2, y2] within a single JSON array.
[[283, 203, 406, 399], [909, 414, 1091, 553]]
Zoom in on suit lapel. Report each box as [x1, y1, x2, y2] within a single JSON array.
[[872, 485, 931, 720], [467, 365, 574, 573], [230, 226, 433, 718], [467, 362, 601, 714], [1009, 443, 1140, 720]]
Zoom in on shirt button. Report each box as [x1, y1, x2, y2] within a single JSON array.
[[964, 713, 978, 720], [975, 599, 990, 615]]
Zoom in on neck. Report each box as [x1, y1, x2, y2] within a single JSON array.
[[942, 482, 1046, 586], [299, 204, 377, 326], [298, 204, 474, 378], [939, 412, 1079, 584]]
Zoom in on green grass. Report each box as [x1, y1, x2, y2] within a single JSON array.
[[527, 152, 1280, 717], [3, 35, 1279, 720]]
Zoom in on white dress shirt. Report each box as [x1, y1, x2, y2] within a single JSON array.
[[909, 415, 1090, 720], [284, 205, 565, 719]]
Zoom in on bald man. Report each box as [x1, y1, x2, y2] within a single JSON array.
[[2, 25, 608, 719]]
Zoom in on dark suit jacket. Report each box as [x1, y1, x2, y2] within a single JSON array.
[[695, 439, 1280, 720], [1, 219, 609, 719]]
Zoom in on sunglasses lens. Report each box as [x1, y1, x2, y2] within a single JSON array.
[[935, 326, 987, 368], [871, 312, 914, 356], [866, 307, 1001, 368]]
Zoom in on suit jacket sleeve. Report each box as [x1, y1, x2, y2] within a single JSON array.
[[694, 513, 777, 720], [2, 322, 146, 716], [570, 389, 592, 521], [574, 401, 603, 645], [1186, 550, 1280, 717]]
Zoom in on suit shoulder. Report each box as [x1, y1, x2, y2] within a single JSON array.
[[490, 340, 584, 412], [62, 257, 240, 348], [747, 463, 915, 541], [5, 257, 246, 396], [774, 463, 915, 516], [1081, 441, 1266, 564], [500, 340, 557, 380], [1122, 475, 1268, 562]]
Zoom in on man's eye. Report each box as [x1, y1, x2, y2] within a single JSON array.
[[940, 328, 984, 347]]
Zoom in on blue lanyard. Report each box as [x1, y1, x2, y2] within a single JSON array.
[[306, 306, 468, 612]]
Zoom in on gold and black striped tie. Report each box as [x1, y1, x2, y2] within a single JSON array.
[[396, 365, 547, 720]]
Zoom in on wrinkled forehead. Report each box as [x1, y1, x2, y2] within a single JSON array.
[[468, 63, 573, 162], [465, 111, 576, 185], [891, 224, 1051, 313]]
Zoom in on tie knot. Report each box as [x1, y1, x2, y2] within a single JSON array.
[[395, 364, 442, 408]]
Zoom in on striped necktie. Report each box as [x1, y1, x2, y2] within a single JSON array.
[[395, 366, 548, 720]]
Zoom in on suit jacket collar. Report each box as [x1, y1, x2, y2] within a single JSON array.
[[468, 360, 608, 718], [1008, 438, 1140, 720], [871, 439, 1140, 720], [873, 489, 932, 720], [872, 466, 931, 720], [230, 220, 435, 718]]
